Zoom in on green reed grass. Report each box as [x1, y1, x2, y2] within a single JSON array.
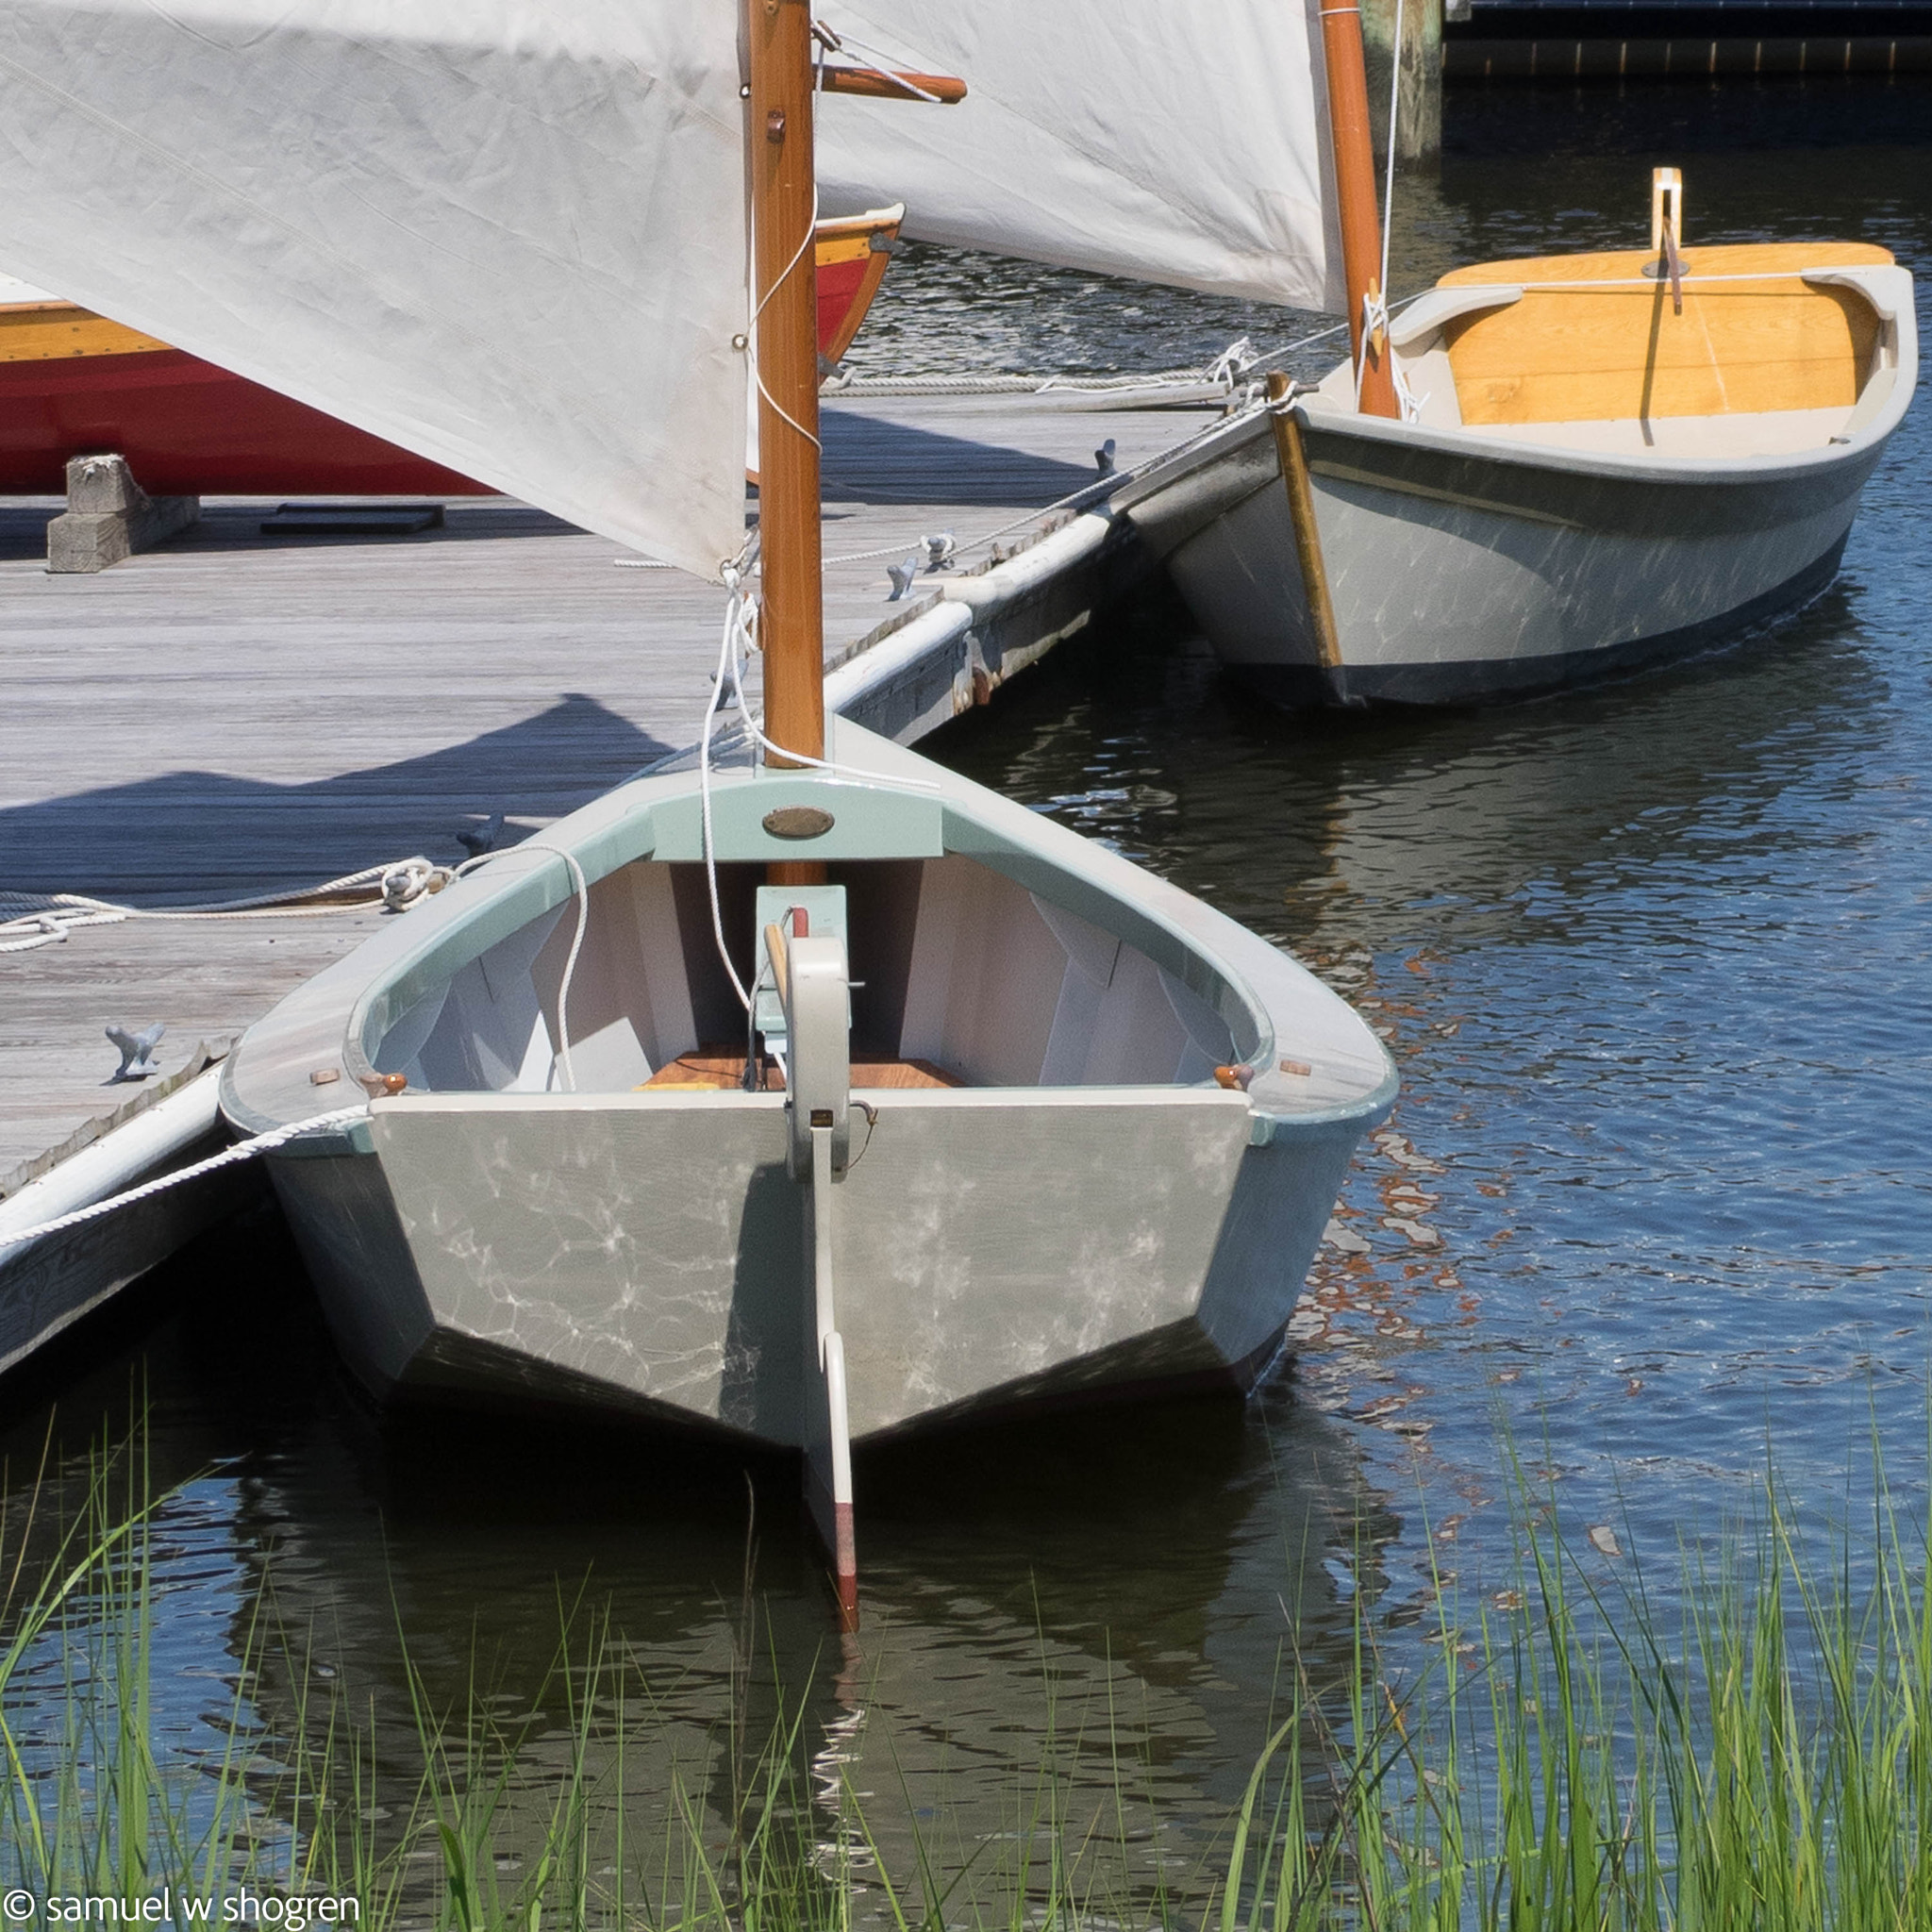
[[4, 1439, 1929, 1930], [1223, 1460, 1932, 1931]]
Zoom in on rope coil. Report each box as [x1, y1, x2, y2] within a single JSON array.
[[0, 859, 452, 956]]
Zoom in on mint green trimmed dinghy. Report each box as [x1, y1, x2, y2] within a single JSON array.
[[4, 0, 1390, 1612], [220, 718, 1395, 1449]]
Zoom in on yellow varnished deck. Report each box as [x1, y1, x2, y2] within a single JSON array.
[[0, 300, 168, 364], [1436, 242, 1892, 425]]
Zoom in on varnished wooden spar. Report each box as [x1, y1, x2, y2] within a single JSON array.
[[750, 13, 963, 789], [749, 0, 829, 906], [819, 66, 966, 102], [1317, 0, 1399, 421]]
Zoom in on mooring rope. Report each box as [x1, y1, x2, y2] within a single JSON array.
[[617, 319, 1360, 585], [0, 859, 451, 956], [0, 1105, 372, 1252]]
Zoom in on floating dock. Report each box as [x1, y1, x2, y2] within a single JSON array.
[[1443, 0, 1932, 77], [0, 389, 1223, 1371]]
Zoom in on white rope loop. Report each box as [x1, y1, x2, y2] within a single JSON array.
[[724, 606, 940, 792]]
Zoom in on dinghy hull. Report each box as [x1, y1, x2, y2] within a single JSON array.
[[1144, 405, 1878, 708], [1124, 252, 1915, 708], [0, 209, 903, 497], [223, 722, 1395, 1446], [261, 1082, 1364, 1443]]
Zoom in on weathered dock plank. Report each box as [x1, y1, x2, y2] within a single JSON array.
[[1, 393, 1219, 1186]]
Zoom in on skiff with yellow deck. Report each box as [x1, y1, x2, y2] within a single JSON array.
[[1124, 219, 1915, 708]]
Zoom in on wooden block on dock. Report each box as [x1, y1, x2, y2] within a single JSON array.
[[45, 453, 199, 573]]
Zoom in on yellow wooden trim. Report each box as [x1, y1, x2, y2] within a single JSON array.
[[0, 302, 173, 365], [813, 234, 874, 268], [1435, 242, 1889, 425]]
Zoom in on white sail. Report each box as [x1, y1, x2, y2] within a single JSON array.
[[0, 0, 747, 579], [814, 0, 1341, 313]]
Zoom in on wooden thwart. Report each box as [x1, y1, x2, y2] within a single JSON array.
[[641, 1044, 962, 1092]]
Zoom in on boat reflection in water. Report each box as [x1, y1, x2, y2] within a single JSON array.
[[0, 1224, 1401, 1924], [944, 574, 1884, 972], [931, 568, 1890, 1436]]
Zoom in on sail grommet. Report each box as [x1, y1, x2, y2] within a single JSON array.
[[763, 805, 835, 840]]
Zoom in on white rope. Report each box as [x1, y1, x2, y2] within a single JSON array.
[[747, 181, 826, 457], [1380, 0, 1402, 344], [725, 609, 940, 792], [619, 321, 1357, 586], [702, 570, 755, 1012], [820, 472, 1119, 566], [451, 841, 590, 1091], [0, 1106, 372, 1252], [814, 330, 1345, 569], [1364, 6, 1424, 426], [822, 371, 1220, 397], [0, 859, 450, 955]]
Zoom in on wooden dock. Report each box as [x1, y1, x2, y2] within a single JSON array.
[[0, 390, 1222, 1347]]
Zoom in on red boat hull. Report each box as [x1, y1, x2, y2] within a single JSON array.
[[0, 344, 488, 496], [0, 207, 902, 498]]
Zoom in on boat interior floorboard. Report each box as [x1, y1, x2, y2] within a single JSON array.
[[640, 1044, 963, 1093]]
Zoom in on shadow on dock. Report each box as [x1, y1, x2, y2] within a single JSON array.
[[821, 409, 1098, 507], [0, 692, 675, 899]]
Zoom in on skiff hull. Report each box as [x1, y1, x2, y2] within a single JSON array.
[[0, 208, 903, 498], [1124, 251, 1916, 708], [222, 721, 1394, 1447]]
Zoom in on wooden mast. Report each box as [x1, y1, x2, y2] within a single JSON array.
[[1317, 0, 1400, 420], [746, 3, 959, 886], [748, 0, 826, 835]]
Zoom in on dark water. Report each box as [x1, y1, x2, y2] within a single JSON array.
[[5, 77, 1931, 1916]]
